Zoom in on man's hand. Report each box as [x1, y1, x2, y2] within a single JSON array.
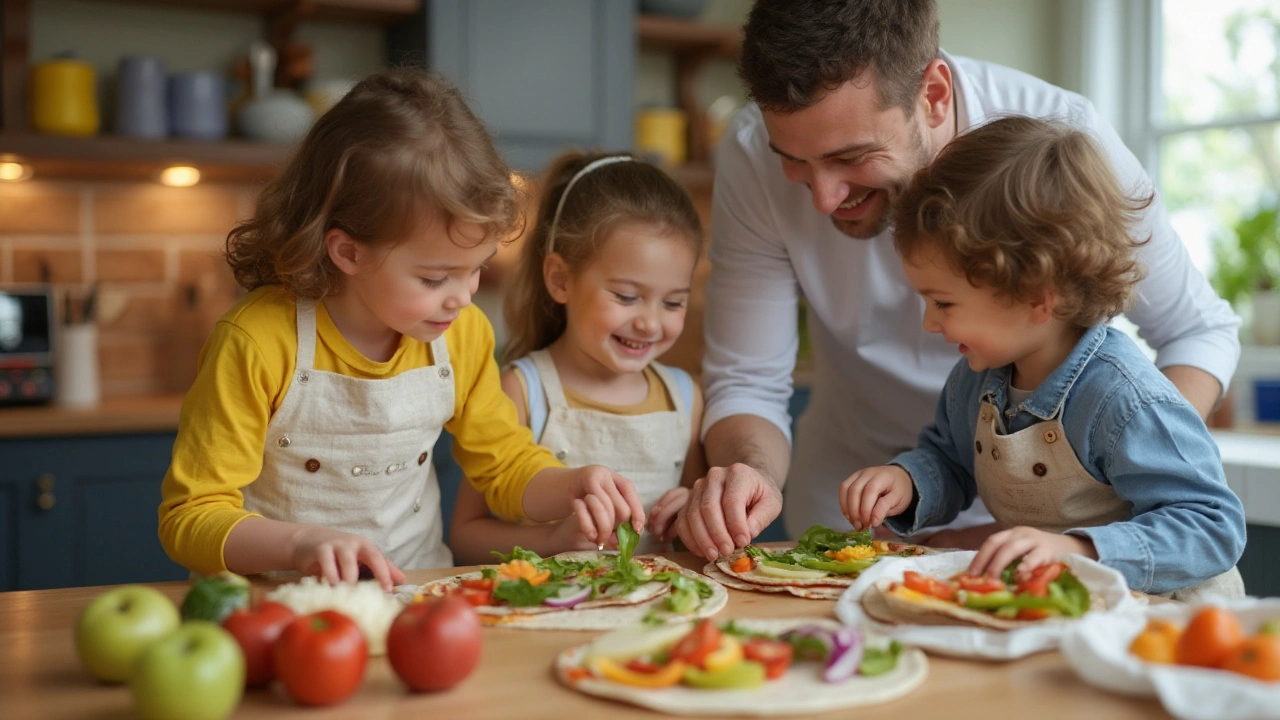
[[676, 463, 782, 560], [967, 526, 1097, 578], [838, 465, 914, 531]]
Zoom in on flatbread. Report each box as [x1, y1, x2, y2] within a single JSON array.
[[715, 542, 933, 589], [701, 563, 845, 600], [408, 554, 729, 630], [863, 578, 1108, 631], [555, 617, 929, 716]]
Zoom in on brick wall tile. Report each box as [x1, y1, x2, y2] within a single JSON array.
[[98, 332, 166, 385], [0, 184, 81, 234], [101, 292, 178, 332], [96, 248, 167, 283], [94, 185, 243, 235], [11, 248, 82, 283]]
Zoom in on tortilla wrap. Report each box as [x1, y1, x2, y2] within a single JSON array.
[[863, 578, 1108, 631], [701, 563, 845, 600], [555, 617, 928, 716], [411, 554, 729, 630], [715, 542, 933, 589]]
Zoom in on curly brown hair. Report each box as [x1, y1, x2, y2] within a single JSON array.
[[893, 116, 1153, 327], [226, 69, 522, 299], [502, 152, 703, 364], [739, 0, 939, 113]]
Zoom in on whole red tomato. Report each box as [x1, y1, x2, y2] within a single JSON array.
[[386, 595, 482, 692], [221, 600, 296, 688], [273, 610, 368, 705]]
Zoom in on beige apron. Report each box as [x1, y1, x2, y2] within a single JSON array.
[[528, 350, 689, 554], [242, 299, 454, 570], [973, 399, 1242, 601]]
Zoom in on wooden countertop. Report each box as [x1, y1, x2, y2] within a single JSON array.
[[2, 553, 1169, 720], [0, 394, 184, 438]]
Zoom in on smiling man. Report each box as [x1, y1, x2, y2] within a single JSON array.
[[676, 0, 1241, 561]]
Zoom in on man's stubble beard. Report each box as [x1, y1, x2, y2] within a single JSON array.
[[830, 118, 933, 240]]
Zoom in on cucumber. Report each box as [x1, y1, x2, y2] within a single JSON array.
[[180, 571, 250, 623], [755, 560, 831, 580], [585, 622, 694, 665], [683, 660, 767, 689]]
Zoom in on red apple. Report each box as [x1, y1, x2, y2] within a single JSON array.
[[221, 600, 295, 687], [386, 595, 482, 692]]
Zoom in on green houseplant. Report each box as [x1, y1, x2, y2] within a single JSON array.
[[1212, 205, 1280, 344]]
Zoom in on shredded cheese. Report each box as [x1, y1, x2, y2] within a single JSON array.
[[267, 577, 404, 656]]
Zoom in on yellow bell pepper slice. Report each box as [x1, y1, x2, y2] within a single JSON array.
[[593, 657, 688, 688], [702, 634, 744, 672]]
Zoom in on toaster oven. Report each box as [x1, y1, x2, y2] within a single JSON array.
[[0, 287, 56, 405]]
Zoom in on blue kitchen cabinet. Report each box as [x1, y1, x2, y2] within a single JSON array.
[[0, 433, 187, 591], [388, 0, 634, 173]]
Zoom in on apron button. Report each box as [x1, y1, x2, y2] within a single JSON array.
[[277, 436, 291, 448], [305, 458, 321, 472], [298, 371, 310, 384], [413, 499, 422, 513], [991, 447, 1001, 461], [418, 452, 428, 465], [439, 367, 451, 379], [555, 450, 567, 461], [975, 440, 982, 454], [675, 459, 683, 468], [352, 466, 363, 476], [1043, 430, 1058, 444], [1033, 462, 1048, 477]]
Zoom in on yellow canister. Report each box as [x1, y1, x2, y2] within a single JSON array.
[[635, 108, 688, 167], [30, 59, 100, 137]]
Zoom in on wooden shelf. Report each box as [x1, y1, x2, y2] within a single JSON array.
[[664, 162, 715, 193], [0, 133, 292, 184], [636, 14, 741, 58], [99, 0, 421, 24]]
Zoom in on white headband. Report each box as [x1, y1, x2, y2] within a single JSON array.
[[545, 155, 634, 255]]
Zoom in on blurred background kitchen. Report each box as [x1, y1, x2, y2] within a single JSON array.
[[0, 0, 1278, 592]]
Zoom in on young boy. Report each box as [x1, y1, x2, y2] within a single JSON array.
[[840, 116, 1246, 599]]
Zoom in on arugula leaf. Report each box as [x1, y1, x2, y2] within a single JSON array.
[[720, 620, 775, 641], [859, 641, 902, 677], [794, 525, 873, 555], [491, 546, 544, 565], [492, 578, 567, 607], [480, 567, 497, 580], [617, 520, 640, 563], [655, 572, 712, 613]]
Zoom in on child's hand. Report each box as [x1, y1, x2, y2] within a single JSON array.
[[290, 525, 407, 592], [967, 526, 1098, 578], [547, 516, 605, 552], [839, 465, 915, 531], [568, 465, 646, 545], [647, 487, 690, 542]]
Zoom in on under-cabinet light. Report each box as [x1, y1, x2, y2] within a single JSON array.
[[0, 162, 33, 182], [160, 166, 201, 187]]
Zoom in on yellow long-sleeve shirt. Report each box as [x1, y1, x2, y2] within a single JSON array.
[[158, 286, 559, 575]]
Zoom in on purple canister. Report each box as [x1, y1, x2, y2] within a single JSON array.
[[115, 55, 167, 138], [168, 71, 228, 141]]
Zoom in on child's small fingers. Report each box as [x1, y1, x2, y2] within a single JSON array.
[[572, 498, 597, 542], [316, 551, 340, 586], [584, 494, 613, 542], [360, 550, 395, 591], [336, 546, 362, 585]]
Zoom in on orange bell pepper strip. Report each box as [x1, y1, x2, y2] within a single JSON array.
[[594, 658, 688, 688], [497, 559, 552, 586]]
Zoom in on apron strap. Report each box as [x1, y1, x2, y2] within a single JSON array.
[[528, 349, 570, 412], [650, 362, 692, 427], [295, 298, 318, 372], [428, 332, 450, 367], [510, 355, 549, 443]]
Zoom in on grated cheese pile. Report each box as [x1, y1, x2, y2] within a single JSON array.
[[267, 577, 405, 656]]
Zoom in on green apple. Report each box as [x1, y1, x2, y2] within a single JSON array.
[[75, 584, 181, 683], [130, 621, 245, 720]]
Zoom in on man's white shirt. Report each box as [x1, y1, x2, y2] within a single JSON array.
[[701, 51, 1241, 537]]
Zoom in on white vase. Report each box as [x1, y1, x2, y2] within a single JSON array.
[[1252, 290, 1280, 346]]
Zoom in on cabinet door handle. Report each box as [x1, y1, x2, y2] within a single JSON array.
[[35, 474, 56, 511]]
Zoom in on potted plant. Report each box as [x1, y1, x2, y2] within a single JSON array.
[[1212, 204, 1280, 345]]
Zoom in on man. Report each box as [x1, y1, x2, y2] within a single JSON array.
[[677, 0, 1240, 561]]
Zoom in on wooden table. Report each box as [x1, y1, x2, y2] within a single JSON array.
[[1, 553, 1168, 719]]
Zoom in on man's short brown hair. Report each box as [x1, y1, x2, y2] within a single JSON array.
[[893, 116, 1153, 327], [739, 0, 939, 114]]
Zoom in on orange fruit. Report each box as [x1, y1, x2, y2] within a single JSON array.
[[1130, 626, 1177, 664], [1175, 607, 1244, 668], [1220, 633, 1280, 681]]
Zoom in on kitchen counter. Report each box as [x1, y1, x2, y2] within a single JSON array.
[[0, 394, 183, 437], [2, 553, 1168, 720]]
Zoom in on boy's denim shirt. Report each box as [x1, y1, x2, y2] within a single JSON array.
[[885, 324, 1246, 594]]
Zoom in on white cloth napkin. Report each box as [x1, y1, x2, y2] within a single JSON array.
[[1061, 597, 1280, 720], [835, 551, 1141, 660]]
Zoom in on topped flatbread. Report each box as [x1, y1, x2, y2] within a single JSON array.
[[407, 523, 727, 629], [863, 559, 1102, 631], [715, 526, 932, 591], [556, 617, 928, 716]]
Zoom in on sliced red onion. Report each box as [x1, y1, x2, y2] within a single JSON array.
[[543, 584, 593, 608], [822, 625, 865, 684]]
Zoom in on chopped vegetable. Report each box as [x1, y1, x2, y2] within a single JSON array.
[[822, 625, 864, 683]]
